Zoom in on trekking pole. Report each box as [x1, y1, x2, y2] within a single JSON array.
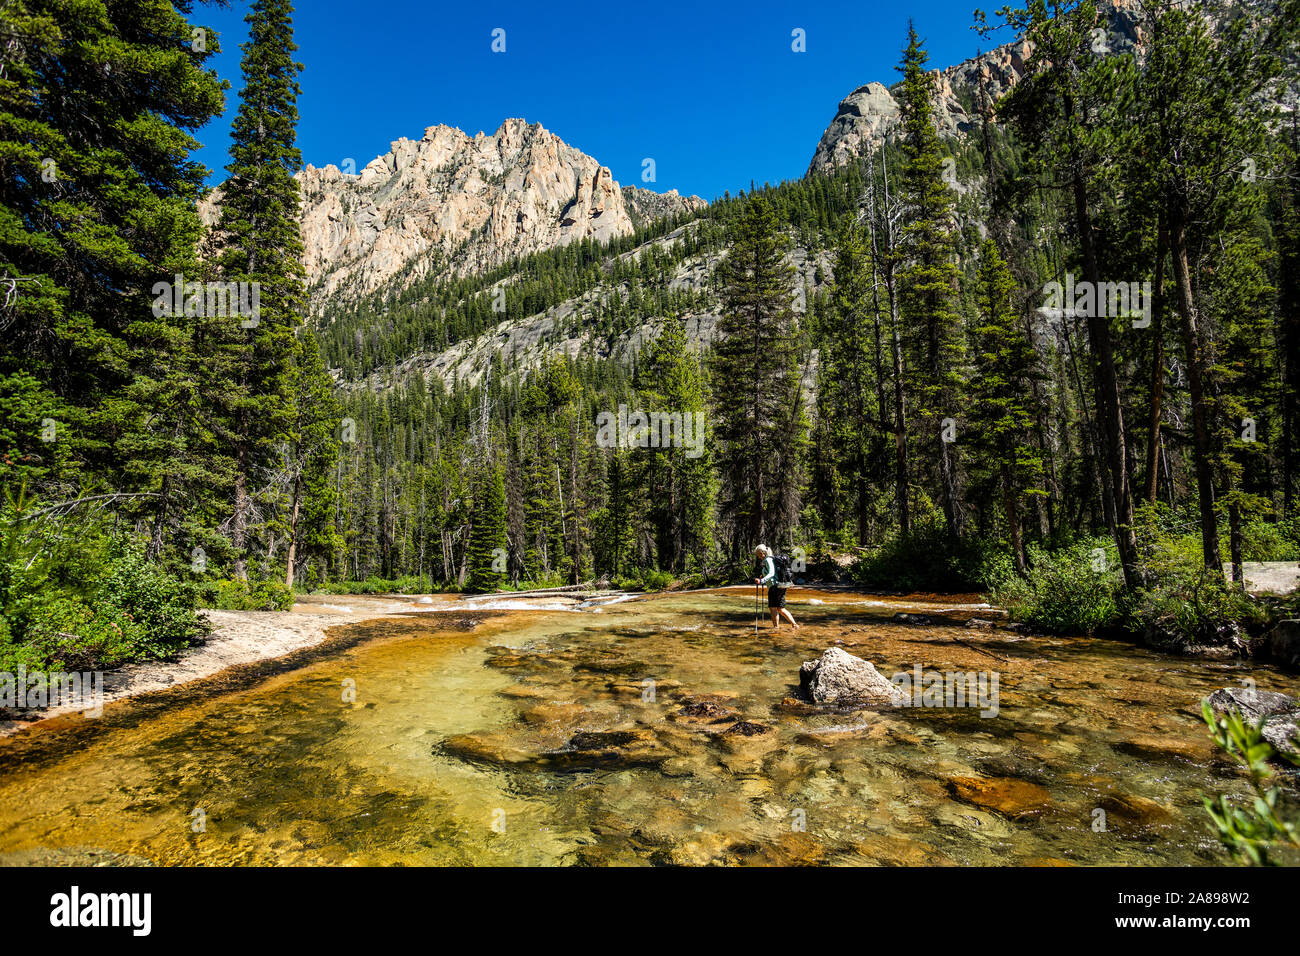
[[754, 582, 759, 634]]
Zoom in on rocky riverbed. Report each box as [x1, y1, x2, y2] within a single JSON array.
[[0, 586, 1296, 866]]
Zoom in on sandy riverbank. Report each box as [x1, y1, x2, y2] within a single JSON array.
[[0, 593, 455, 737]]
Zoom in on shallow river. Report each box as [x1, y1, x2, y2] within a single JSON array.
[[1, 588, 1295, 866]]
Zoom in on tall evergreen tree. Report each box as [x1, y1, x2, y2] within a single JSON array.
[[283, 330, 342, 587], [1128, 0, 1297, 573], [970, 239, 1044, 572], [632, 314, 716, 570], [896, 24, 966, 540], [711, 196, 806, 559], [1277, 119, 1300, 518], [0, 0, 224, 513], [209, 0, 306, 581], [465, 461, 507, 593], [820, 219, 885, 546]]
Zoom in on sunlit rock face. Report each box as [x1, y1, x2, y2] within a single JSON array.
[[807, 0, 1200, 175], [199, 118, 705, 311]]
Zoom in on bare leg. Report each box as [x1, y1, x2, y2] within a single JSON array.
[[770, 607, 780, 628], [779, 608, 799, 629]]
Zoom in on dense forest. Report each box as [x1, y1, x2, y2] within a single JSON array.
[[2, 0, 1300, 676]]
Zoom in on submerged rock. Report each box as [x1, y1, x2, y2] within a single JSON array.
[[799, 647, 906, 706], [440, 725, 673, 770], [733, 831, 828, 866], [947, 775, 1052, 820], [606, 677, 682, 698], [546, 728, 673, 769], [892, 612, 935, 626], [1206, 686, 1300, 760], [1097, 792, 1174, 827], [774, 696, 822, 716], [671, 699, 739, 727], [723, 719, 773, 738], [520, 701, 591, 724], [1114, 733, 1209, 763], [484, 648, 556, 672], [440, 732, 535, 766], [571, 654, 648, 676]]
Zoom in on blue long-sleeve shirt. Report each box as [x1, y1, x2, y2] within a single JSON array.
[[757, 555, 776, 584]]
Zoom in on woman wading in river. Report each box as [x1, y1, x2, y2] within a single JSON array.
[[754, 544, 798, 630]]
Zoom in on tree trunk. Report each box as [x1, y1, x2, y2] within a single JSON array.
[[1228, 499, 1244, 586], [938, 431, 960, 539], [877, 151, 910, 536], [1073, 171, 1140, 589], [232, 466, 249, 583], [1002, 463, 1026, 574], [285, 472, 302, 589], [1169, 205, 1223, 573], [148, 473, 172, 561], [890, 296, 909, 535], [1144, 220, 1168, 504]]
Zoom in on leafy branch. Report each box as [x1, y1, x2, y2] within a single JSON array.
[[1201, 699, 1300, 865]]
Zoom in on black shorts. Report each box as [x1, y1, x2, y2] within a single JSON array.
[[768, 584, 788, 609]]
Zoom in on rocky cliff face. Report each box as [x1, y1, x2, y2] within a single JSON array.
[[807, 0, 1155, 174], [200, 118, 706, 311]]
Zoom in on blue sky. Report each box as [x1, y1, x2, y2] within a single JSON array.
[[192, 0, 1009, 203]]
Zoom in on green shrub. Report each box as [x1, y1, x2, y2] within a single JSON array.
[[603, 568, 680, 592], [992, 538, 1121, 633], [0, 632, 44, 675], [507, 571, 570, 592], [636, 568, 674, 591], [256, 580, 294, 611], [1, 511, 204, 672], [307, 575, 446, 595], [1125, 503, 1265, 646], [1236, 519, 1300, 562], [1202, 700, 1300, 865], [212, 578, 294, 611], [1121, 568, 1262, 647], [98, 545, 206, 660], [22, 596, 137, 670], [852, 522, 1003, 592]]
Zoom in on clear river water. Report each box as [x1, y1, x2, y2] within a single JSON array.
[[1, 587, 1295, 866]]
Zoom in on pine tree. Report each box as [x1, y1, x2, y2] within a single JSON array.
[[711, 196, 806, 559], [896, 24, 966, 540], [632, 314, 715, 571], [465, 461, 507, 592], [594, 449, 636, 580], [1277, 119, 1300, 518], [0, 0, 223, 514], [284, 330, 341, 587], [209, 0, 307, 581], [997, 0, 1142, 587], [1208, 232, 1275, 585], [969, 239, 1044, 572], [1129, 0, 1296, 573], [821, 219, 886, 546]]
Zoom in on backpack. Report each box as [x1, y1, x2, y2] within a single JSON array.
[[772, 552, 794, 585]]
